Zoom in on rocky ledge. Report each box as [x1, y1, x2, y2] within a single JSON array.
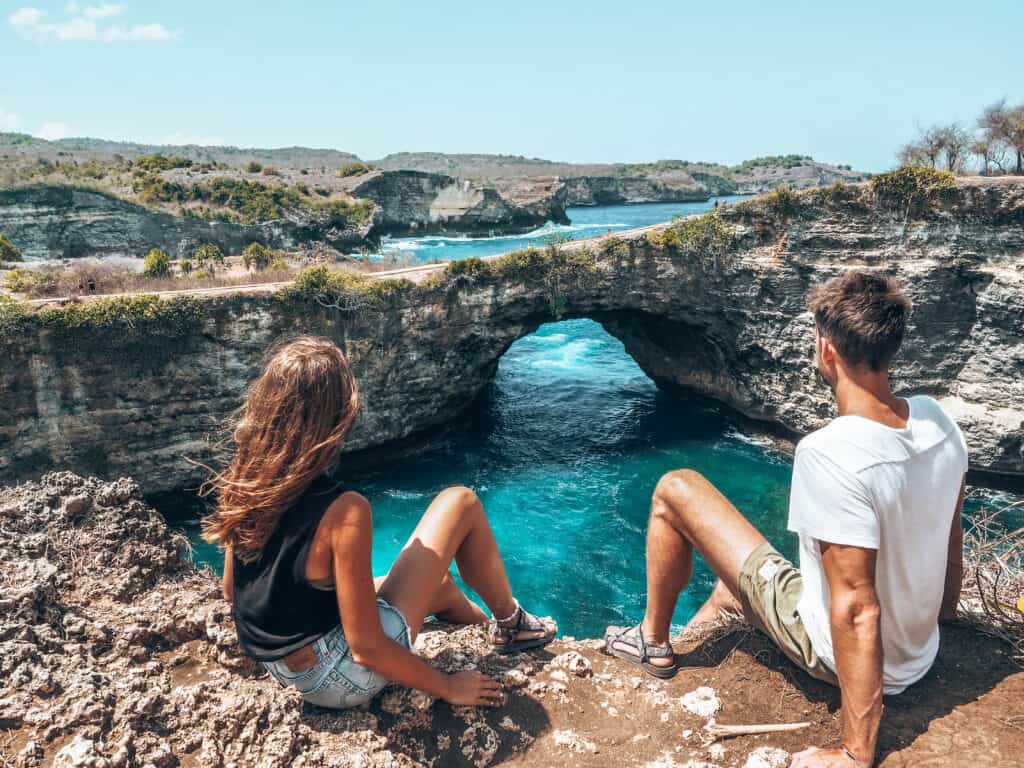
[[2, 473, 1022, 768]]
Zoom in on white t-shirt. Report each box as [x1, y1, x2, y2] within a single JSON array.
[[787, 395, 968, 694]]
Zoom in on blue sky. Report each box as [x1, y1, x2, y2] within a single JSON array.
[[1, 1, 1020, 171]]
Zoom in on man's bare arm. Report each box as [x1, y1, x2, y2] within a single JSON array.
[[822, 541, 883, 767], [939, 477, 966, 623]]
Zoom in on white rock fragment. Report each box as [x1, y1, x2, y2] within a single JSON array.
[[744, 747, 791, 768], [549, 669, 570, 684], [53, 734, 96, 768], [682, 729, 693, 739], [553, 729, 598, 754], [552, 651, 593, 677], [680, 686, 722, 717], [708, 743, 727, 760]]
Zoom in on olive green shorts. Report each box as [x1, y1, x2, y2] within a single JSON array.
[[737, 542, 838, 686]]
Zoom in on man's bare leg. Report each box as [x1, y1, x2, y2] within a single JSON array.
[[639, 469, 766, 667]]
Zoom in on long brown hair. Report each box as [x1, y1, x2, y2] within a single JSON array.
[[200, 336, 360, 563]]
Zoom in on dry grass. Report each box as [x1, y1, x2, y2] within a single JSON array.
[[959, 497, 1024, 665]]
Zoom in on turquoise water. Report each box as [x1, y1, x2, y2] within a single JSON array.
[[379, 197, 749, 264], [167, 199, 1023, 638]]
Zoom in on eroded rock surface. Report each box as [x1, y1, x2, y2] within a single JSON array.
[[1, 473, 1023, 767]]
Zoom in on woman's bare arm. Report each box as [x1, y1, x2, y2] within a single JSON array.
[[325, 492, 501, 706]]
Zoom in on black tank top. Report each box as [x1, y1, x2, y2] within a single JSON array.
[[231, 475, 343, 661]]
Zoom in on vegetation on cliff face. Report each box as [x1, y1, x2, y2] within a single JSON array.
[[0, 291, 204, 337], [646, 210, 736, 256], [130, 174, 376, 228], [870, 166, 956, 216], [0, 233, 23, 262]]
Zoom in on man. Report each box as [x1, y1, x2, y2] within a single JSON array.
[[605, 271, 967, 768]]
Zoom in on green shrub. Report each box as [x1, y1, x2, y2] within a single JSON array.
[[760, 185, 799, 218], [871, 166, 955, 215], [193, 269, 213, 280], [315, 199, 376, 228], [132, 174, 189, 204], [242, 242, 275, 271], [338, 162, 375, 177], [314, 187, 330, 197], [0, 233, 22, 262], [179, 258, 194, 276], [269, 255, 289, 271], [282, 265, 413, 309], [246, 161, 263, 173], [261, 165, 281, 177], [132, 154, 193, 174], [142, 247, 172, 278], [444, 257, 490, 280]]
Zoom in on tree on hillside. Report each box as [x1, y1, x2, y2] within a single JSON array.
[[0, 233, 22, 262], [193, 243, 225, 272], [970, 135, 1007, 175], [933, 123, 970, 174], [242, 242, 274, 271], [142, 247, 172, 278], [979, 99, 1024, 175]]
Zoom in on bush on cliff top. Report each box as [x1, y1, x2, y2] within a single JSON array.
[[871, 166, 955, 215], [281, 265, 415, 310], [132, 155, 193, 174], [338, 161, 376, 177], [647, 210, 735, 257], [0, 233, 22, 262]]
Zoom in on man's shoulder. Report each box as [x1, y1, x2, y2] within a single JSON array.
[[796, 417, 899, 477]]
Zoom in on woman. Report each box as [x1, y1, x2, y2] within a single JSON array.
[[202, 336, 556, 709]]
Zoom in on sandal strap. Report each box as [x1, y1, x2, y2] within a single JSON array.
[[610, 623, 672, 662], [489, 604, 550, 641]]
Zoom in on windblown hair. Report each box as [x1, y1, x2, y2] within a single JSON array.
[[200, 336, 360, 563], [806, 271, 912, 371]]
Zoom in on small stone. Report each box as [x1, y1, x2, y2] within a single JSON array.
[[681, 686, 722, 717], [708, 743, 726, 760], [553, 729, 598, 754], [744, 747, 790, 768]]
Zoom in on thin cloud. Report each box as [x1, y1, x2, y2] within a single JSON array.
[[35, 122, 72, 140], [158, 133, 227, 147], [9, 4, 178, 42], [82, 4, 126, 20]]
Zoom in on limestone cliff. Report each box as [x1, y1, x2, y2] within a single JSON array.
[[560, 172, 719, 205], [351, 170, 569, 237], [0, 177, 1021, 493], [0, 186, 374, 261]]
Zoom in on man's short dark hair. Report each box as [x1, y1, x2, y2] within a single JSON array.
[[806, 271, 912, 371]]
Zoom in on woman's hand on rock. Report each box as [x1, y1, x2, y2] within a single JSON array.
[[443, 670, 504, 706]]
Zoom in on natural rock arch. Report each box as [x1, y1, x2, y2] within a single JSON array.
[[1, 179, 1022, 493]]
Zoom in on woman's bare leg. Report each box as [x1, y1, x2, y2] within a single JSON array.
[[377, 486, 552, 641]]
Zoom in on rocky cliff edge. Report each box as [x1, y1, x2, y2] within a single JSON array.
[[2, 473, 1021, 768]]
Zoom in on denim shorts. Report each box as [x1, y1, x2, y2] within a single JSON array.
[[262, 598, 412, 709]]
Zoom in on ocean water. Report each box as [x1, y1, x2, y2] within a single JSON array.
[[167, 200, 1023, 638], [378, 197, 749, 264]]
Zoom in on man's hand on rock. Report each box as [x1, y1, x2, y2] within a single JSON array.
[[443, 670, 504, 706], [790, 746, 869, 768]]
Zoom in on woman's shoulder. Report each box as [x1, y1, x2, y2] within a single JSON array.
[[321, 489, 372, 527]]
